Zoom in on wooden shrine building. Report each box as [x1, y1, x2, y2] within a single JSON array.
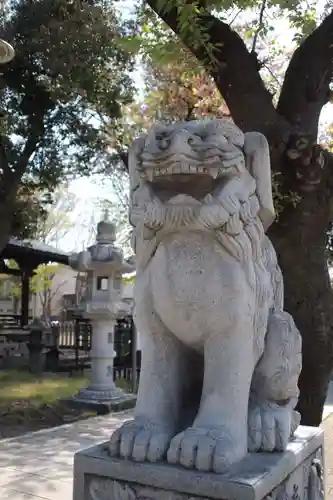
[[0, 238, 69, 327]]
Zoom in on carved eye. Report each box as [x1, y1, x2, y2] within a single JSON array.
[[188, 134, 205, 145], [159, 137, 170, 150], [156, 132, 170, 150]]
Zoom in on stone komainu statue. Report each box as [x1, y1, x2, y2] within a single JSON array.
[[108, 119, 302, 473]]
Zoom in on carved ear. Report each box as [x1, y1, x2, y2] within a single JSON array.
[[128, 134, 147, 194], [244, 132, 275, 231]]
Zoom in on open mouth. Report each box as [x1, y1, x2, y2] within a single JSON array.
[[144, 163, 230, 182], [139, 148, 242, 201], [140, 149, 242, 183], [147, 172, 226, 201]]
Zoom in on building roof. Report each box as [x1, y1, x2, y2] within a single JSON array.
[[1, 238, 70, 268], [1, 238, 136, 272]]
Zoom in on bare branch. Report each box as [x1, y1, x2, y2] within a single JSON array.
[[229, 8, 243, 26], [277, 10, 333, 138], [262, 63, 281, 88], [251, 0, 267, 55]]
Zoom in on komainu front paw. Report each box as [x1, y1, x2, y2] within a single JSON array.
[[108, 418, 174, 463], [167, 427, 244, 473], [248, 401, 300, 453]]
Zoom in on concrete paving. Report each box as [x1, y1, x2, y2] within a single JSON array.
[[2, 386, 333, 500], [0, 411, 132, 500]]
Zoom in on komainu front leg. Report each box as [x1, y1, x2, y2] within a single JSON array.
[[109, 303, 187, 463], [248, 310, 302, 452], [168, 319, 254, 473]]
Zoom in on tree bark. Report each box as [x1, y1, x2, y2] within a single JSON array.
[[269, 171, 333, 425]]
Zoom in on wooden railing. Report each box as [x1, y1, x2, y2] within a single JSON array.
[[45, 320, 92, 350]]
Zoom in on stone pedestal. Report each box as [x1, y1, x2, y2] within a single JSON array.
[[73, 426, 324, 500]]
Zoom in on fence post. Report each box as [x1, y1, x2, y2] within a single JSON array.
[[74, 319, 80, 371], [28, 319, 44, 375]]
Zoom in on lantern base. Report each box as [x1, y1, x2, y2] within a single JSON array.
[[66, 386, 136, 415]]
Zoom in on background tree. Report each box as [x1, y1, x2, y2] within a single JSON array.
[[121, 0, 333, 425], [0, 0, 134, 252], [10, 184, 49, 239], [5, 185, 77, 314], [34, 185, 76, 248], [30, 263, 68, 320]]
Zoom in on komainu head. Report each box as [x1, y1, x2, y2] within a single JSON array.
[[129, 119, 275, 232]]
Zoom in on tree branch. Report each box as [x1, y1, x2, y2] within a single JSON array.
[[324, 148, 333, 195], [277, 10, 333, 138], [146, 0, 280, 134], [0, 136, 11, 174], [11, 124, 43, 181], [251, 0, 267, 55]]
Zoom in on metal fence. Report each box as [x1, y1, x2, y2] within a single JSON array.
[[0, 315, 140, 384]]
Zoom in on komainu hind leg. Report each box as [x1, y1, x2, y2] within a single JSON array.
[[248, 310, 302, 452]]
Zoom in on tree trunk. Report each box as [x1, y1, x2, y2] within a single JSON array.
[[0, 200, 17, 252], [269, 161, 333, 425], [0, 172, 24, 253]]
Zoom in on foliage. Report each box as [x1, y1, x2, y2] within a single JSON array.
[[0, 274, 12, 299], [271, 172, 301, 218], [10, 185, 49, 239], [5, 261, 69, 318], [142, 60, 229, 122], [0, 0, 135, 250], [31, 263, 68, 319]]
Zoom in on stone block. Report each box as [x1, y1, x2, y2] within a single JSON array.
[[73, 426, 324, 500]]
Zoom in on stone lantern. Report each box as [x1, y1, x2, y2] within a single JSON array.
[[69, 220, 136, 412]]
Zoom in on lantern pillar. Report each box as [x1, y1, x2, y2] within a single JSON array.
[[68, 220, 136, 413]]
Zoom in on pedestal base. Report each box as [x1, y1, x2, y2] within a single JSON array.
[[67, 386, 136, 415], [73, 426, 324, 500]]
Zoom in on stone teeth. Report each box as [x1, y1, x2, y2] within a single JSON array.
[[203, 193, 213, 204], [146, 169, 154, 182], [210, 167, 219, 179]]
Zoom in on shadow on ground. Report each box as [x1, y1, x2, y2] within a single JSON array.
[[0, 411, 132, 500]]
